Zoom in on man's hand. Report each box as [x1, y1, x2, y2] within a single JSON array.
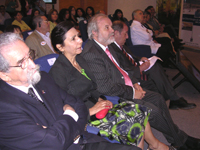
[[89, 100, 112, 116], [139, 57, 150, 72], [133, 83, 146, 99], [63, 104, 75, 112]]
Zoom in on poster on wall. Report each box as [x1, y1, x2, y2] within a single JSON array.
[[180, 0, 200, 48], [156, 0, 181, 33]]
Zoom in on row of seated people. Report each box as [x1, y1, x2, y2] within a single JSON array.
[[1, 12, 200, 150]]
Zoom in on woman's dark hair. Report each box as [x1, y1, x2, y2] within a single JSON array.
[[68, 6, 78, 23], [76, 8, 86, 18], [48, 9, 59, 23], [31, 8, 40, 18], [145, 6, 153, 12], [51, 21, 74, 53], [112, 9, 127, 22], [58, 8, 69, 21], [4, 25, 22, 33], [86, 6, 95, 17], [13, 11, 22, 17]]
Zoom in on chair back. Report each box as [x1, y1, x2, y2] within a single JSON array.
[[23, 30, 33, 41], [125, 24, 153, 58], [4, 18, 14, 26], [34, 54, 59, 73], [79, 20, 88, 42]]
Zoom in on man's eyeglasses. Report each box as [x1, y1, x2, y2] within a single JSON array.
[[9, 49, 36, 70]]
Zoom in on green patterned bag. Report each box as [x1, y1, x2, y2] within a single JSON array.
[[89, 101, 152, 146]]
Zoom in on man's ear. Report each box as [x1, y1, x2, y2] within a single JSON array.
[[114, 30, 119, 37], [92, 30, 98, 38], [56, 44, 64, 52], [0, 72, 11, 82]]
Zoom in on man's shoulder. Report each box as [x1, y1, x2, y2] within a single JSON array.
[[25, 31, 41, 43], [82, 40, 98, 55]]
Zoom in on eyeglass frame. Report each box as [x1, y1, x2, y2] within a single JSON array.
[[8, 49, 36, 70]]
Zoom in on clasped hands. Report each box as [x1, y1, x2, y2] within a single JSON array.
[[133, 83, 146, 99]]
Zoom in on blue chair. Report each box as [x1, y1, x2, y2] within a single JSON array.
[[79, 20, 88, 42], [4, 18, 14, 27], [23, 30, 33, 41], [34, 53, 121, 143], [125, 23, 153, 58], [34, 54, 59, 73]]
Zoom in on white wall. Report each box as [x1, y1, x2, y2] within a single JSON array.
[[108, 0, 156, 20]]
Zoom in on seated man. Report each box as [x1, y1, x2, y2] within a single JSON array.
[[81, 14, 200, 150], [130, 9, 175, 66], [25, 15, 55, 59], [111, 20, 195, 110], [0, 32, 137, 150], [0, 5, 11, 25]]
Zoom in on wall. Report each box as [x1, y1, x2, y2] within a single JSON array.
[[108, 0, 156, 20]]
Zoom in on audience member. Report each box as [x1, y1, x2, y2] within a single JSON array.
[[48, 9, 59, 33], [111, 20, 195, 109], [29, 8, 40, 29], [112, 9, 128, 23], [0, 32, 137, 150], [81, 14, 200, 150], [5, 0, 19, 17], [145, 6, 183, 51], [68, 6, 79, 28], [49, 21, 173, 149], [0, 5, 11, 25], [32, 0, 46, 15], [76, 8, 86, 22], [25, 15, 55, 59], [4, 24, 23, 38], [130, 9, 175, 66], [58, 8, 70, 22], [12, 11, 31, 32], [85, 6, 94, 20]]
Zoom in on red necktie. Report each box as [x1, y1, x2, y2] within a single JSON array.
[[121, 47, 147, 81], [105, 48, 133, 87]]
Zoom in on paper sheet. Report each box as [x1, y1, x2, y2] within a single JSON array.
[[139, 56, 162, 72]]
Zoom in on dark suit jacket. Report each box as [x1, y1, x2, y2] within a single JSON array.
[[0, 72, 104, 150], [81, 39, 138, 100], [110, 43, 141, 79], [49, 54, 101, 109]]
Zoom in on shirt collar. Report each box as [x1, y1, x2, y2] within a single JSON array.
[[8, 83, 34, 94], [114, 41, 121, 50], [94, 39, 108, 51], [36, 30, 50, 37]]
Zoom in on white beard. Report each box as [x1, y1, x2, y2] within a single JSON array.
[[27, 65, 41, 85]]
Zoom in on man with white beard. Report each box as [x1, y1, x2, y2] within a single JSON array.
[[0, 33, 137, 150]]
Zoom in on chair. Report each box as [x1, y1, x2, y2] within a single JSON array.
[[79, 20, 88, 42], [34, 53, 121, 143], [4, 18, 14, 27], [34, 54, 59, 73], [23, 30, 33, 41], [0, 25, 5, 32], [125, 24, 153, 58], [22, 15, 31, 26]]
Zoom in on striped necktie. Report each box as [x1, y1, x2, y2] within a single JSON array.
[[121, 46, 147, 81]]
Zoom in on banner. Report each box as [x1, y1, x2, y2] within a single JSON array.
[[180, 0, 200, 48]]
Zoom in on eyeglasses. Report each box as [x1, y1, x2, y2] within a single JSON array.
[[9, 49, 36, 70]]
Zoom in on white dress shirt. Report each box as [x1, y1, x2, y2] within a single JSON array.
[[130, 20, 161, 54], [0, 12, 11, 25], [36, 30, 55, 53]]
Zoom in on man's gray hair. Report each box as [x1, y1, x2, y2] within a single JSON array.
[[132, 9, 142, 20], [33, 15, 45, 29], [0, 33, 23, 72], [87, 13, 108, 40]]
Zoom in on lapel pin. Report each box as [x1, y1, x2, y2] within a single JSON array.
[[42, 90, 45, 94]]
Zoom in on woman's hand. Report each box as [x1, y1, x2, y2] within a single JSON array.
[[89, 100, 113, 116]]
